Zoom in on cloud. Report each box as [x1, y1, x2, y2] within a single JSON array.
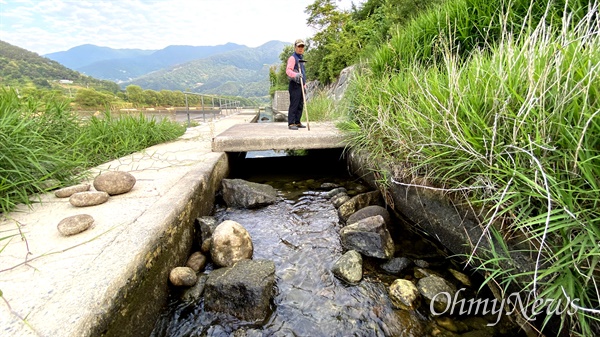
[[0, 0, 361, 54]]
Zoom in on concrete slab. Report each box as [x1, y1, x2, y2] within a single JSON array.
[[0, 110, 258, 337], [211, 122, 348, 152]]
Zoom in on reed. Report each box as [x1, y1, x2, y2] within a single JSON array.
[[345, 0, 600, 334]]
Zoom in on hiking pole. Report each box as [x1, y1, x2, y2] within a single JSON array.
[[298, 60, 310, 131]]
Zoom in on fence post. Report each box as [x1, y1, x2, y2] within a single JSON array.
[[185, 93, 190, 127]]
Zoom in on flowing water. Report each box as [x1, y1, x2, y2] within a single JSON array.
[[150, 150, 522, 337]]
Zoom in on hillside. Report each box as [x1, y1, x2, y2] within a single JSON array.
[[48, 43, 248, 82], [44, 44, 155, 70], [0, 40, 120, 92], [124, 40, 286, 98]]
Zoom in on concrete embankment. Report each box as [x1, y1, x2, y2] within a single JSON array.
[[0, 111, 258, 337]]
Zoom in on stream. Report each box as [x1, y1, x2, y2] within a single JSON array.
[[150, 150, 524, 337]]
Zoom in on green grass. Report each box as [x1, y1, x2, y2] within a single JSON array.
[[0, 88, 186, 214], [344, 0, 600, 335]]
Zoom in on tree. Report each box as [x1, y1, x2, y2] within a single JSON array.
[[74, 88, 112, 108], [125, 85, 144, 107]]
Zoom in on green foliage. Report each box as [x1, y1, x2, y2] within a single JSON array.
[[74, 88, 114, 108], [0, 40, 120, 93], [302, 0, 445, 84], [346, 0, 600, 334], [0, 88, 186, 214], [77, 111, 185, 166]]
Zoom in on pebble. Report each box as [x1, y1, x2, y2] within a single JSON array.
[[54, 183, 91, 198], [57, 214, 94, 236], [69, 191, 109, 207], [93, 171, 136, 195]]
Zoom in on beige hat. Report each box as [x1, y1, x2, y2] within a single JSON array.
[[294, 39, 306, 47]]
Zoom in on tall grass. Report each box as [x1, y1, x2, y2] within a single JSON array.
[[345, 0, 599, 335], [304, 91, 346, 122], [0, 89, 186, 214]]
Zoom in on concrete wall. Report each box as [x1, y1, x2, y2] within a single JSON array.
[[272, 90, 289, 113], [98, 154, 229, 337]]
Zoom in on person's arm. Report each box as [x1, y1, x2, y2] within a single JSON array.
[[286, 56, 299, 78]]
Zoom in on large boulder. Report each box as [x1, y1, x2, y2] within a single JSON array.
[[204, 259, 276, 322], [210, 220, 253, 267], [221, 179, 278, 209], [340, 215, 394, 259]]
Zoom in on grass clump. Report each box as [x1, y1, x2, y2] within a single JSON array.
[[345, 0, 600, 335], [0, 88, 185, 214]]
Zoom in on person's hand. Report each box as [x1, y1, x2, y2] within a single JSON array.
[[294, 73, 302, 84]]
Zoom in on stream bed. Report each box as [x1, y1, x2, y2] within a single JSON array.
[[150, 150, 524, 337]]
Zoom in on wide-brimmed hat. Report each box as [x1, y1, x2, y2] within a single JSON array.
[[294, 39, 306, 47]]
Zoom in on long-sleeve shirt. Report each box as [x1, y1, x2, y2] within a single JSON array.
[[286, 55, 302, 79]]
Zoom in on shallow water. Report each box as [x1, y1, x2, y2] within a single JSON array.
[[150, 151, 523, 337]]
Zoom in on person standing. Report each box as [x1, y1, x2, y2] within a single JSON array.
[[286, 39, 307, 130]]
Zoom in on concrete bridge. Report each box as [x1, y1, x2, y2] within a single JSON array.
[[212, 112, 347, 152]]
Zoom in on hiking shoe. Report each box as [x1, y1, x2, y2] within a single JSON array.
[[296, 123, 307, 128], [288, 125, 298, 130]]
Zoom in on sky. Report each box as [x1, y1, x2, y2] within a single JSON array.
[[0, 0, 362, 55]]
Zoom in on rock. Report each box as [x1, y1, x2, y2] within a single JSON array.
[[69, 191, 109, 207], [210, 220, 253, 267], [201, 239, 211, 253], [320, 182, 339, 189], [196, 216, 218, 243], [434, 316, 469, 333], [381, 257, 412, 275], [57, 214, 94, 236], [169, 267, 197, 287], [181, 274, 208, 302], [417, 275, 457, 314], [414, 259, 430, 268], [93, 171, 136, 195], [54, 183, 91, 198], [324, 187, 347, 199], [221, 179, 278, 209], [186, 252, 207, 273], [389, 279, 421, 310], [330, 192, 350, 208], [338, 190, 382, 221], [414, 268, 443, 279], [331, 250, 363, 284], [347, 205, 392, 227], [204, 259, 276, 321], [340, 215, 394, 259], [448, 268, 472, 287]]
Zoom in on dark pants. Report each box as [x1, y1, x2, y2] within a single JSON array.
[[288, 81, 303, 125]]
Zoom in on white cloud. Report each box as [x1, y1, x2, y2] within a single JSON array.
[[0, 0, 363, 54]]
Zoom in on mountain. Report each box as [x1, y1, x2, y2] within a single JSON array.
[[44, 44, 155, 69], [47, 43, 248, 82], [0, 40, 120, 92], [124, 40, 287, 98]]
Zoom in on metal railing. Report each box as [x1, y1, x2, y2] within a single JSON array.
[[183, 92, 240, 126]]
